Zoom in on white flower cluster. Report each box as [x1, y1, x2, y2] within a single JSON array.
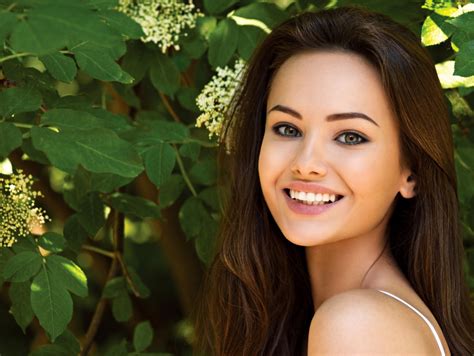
[[117, 0, 202, 53], [195, 58, 246, 139], [0, 170, 49, 248]]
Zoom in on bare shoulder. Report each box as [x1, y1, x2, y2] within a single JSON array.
[[307, 289, 441, 355]]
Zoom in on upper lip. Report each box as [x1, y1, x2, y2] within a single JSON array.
[[284, 181, 344, 197]]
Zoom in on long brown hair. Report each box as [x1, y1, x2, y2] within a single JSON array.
[[191, 5, 474, 355]]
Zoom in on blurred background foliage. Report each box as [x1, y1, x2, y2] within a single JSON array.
[[0, 0, 472, 354]]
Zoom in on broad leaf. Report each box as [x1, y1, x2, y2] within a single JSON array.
[[106, 192, 161, 219], [3, 251, 42, 283], [31, 265, 73, 341], [31, 127, 143, 178], [40, 53, 77, 83], [133, 321, 154, 352], [203, 0, 238, 15], [9, 281, 34, 333], [144, 143, 176, 188], [149, 53, 181, 96], [38, 232, 66, 253], [46, 255, 88, 297], [0, 122, 22, 159], [208, 18, 239, 69], [0, 87, 42, 117]]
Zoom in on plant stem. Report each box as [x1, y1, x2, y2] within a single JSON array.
[[80, 208, 124, 355], [0, 52, 31, 64], [158, 91, 181, 123], [12, 122, 34, 129], [82, 244, 115, 259], [173, 144, 198, 197]]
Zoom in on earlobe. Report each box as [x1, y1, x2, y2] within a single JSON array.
[[400, 174, 416, 199]]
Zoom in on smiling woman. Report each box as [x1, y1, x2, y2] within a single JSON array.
[[192, 5, 474, 356]]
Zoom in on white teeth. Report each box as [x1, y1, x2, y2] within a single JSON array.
[[288, 189, 340, 205]]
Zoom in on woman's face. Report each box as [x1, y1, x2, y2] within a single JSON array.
[[258, 51, 415, 247]]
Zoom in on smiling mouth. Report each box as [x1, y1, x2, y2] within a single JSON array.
[[283, 189, 344, 205]]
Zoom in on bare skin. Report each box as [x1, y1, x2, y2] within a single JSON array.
[[258, 50, 449, 354]]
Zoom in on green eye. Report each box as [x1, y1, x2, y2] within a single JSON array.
[[272, 124, 301, 137], [336, 132, 367, 145]]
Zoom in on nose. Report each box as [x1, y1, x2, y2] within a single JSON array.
[[290, 136, 328, 178]]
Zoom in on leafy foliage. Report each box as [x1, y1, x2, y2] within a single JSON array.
[[0, 0, 472, 354]]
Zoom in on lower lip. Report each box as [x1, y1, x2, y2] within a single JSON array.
[[283, 191, 344, 216]]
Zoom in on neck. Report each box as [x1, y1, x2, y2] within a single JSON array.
[[305, 225, 393, 311]]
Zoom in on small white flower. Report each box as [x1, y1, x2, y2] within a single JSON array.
[[195, 58, 246, 140], [117, 0, 203, 53], [0, 170, 50, 247]]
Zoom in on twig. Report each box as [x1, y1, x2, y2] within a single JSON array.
[[82, 245, 115, 259], [80, 257, 119, 356], [0, 52, 31, 64], [173, 144, 198, 197], [116, 252, 141, 297], [80, 208, 124, 355], [158, 91, 181, 123]]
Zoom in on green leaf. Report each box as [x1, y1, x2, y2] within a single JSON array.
[[29, 344, 69, 356], [121, 41, 153, 83], [31, 264, 73, 341], [177, 87, 200, 112], [133, 321, 154, 352], [421, 13, 454, 46], [179, 142, 201, 161], [103, 277, 127, 298], [144, 143, 176, 188], [0, 11, 18, 43], [130, 118, 190, 144], [0, 248, 14, 288], [454, 40, 474, 77], [233, 3, 288, 29], [159, 174, 185, 208], [208, 18, 239, 69], [149, 53, 181, 96], [74, 44, 134, 84], [103, 339, 128, 356], [112, 292, 132, 322], [0, 122, 22, 159], [126, 267, 150, 298], [41, 108, 129, 131], [199, 186, 220, 211], [31, 127, 143, 178], [446, 12, 474, 33], [40, 53, 77, 83], [63, 214, 88, 254], [203, 0, 238, 15], [38, 232, 66, 253], [189, 158, 217, 186], [0, 87, 42, 117], [178, 197, 210, 240], [99, 10, 144, 39], [10, 18, 67, 54], [106, 192, 161, 219], [46, 255, 88, 297], [3, 251, 42, 283], [53, 329, 81, 354], [9, 281, 34, 333], [237, 25, 266, 60], [77, 192, 106, 236], [180, 28, 207, 59]]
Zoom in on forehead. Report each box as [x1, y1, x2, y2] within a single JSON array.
[[267, 51, 396, 128]]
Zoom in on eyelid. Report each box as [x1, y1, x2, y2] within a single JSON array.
[[272, 123, 301, 137]]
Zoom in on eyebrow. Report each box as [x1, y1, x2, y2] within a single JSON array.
[[267, 104, 379, 127]]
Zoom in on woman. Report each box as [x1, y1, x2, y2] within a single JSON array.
[[192, 5, 474, 355]]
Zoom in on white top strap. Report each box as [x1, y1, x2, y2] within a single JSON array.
[[376, 289, 445, 356]]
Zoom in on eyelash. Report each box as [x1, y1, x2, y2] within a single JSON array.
[[272, 124, 368, 145]]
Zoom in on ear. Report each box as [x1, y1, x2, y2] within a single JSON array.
[[399, 171, 416, 199]]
